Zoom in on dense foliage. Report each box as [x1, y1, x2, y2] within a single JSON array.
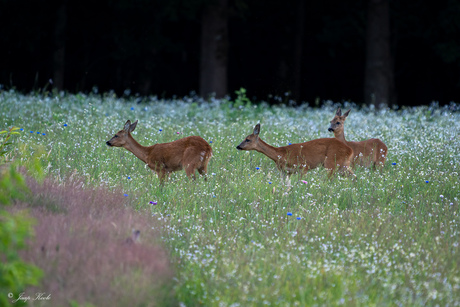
[[0, 127, 43, 307], [1, 0, 459, 104]]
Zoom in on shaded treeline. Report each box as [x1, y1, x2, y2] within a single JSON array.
[[0, 0, 459, 106]]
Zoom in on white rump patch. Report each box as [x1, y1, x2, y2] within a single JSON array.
[[200, 151, 206, 161]]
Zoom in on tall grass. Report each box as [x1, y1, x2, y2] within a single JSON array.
[[1, 90, 459, 306], [10, 176, 175, 307]]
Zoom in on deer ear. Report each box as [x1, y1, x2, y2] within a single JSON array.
[[253, 123, 261, 136], [124, 120, 132, 132], [129, 120, 138, 132], [336, 107, 342, 116], [343, 109, 351, 117]]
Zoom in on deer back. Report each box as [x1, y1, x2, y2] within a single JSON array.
[[281, 138, 353, 170], [146, 136, 212, 170], [328, 108, 387, 167], [347, 138, 387, 167], [237, 123, 353, 174]]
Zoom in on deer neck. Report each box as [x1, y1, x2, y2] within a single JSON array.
[[334, 130, 348, 143], [124, 135, 149, 164], [256, 138, 284, 163]]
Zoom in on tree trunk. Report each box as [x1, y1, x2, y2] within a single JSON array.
[[364, 0, 394, 108], [53, 0, 67, 91], [293, 0, 305, 103], [199, 0, 228, 99]]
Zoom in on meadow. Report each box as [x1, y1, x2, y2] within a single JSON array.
[[1, 90, 459, 306]]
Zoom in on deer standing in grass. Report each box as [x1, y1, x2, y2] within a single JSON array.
[[106, 120, 212, 182], [328, 108, 387, 169], [236, 123, 355, 178]]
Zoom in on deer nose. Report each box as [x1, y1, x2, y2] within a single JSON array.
[[328, 128, 334, 132], [106, 141, 112, 146], [236, 145, 242, 150]]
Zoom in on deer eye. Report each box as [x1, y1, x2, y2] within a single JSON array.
[[114, 135, 119, 138], [245, 139, 250, 142], [336, 122, 340, 125]]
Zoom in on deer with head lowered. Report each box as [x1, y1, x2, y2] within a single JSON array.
[[236, 123, 355, 178], [328, 108, 387, 169], [106, 120, 212, 182]]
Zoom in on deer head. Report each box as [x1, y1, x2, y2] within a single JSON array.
[[236, 123, 261, 150], [328, 107, 350, 133], [106, 120, 138, 147]]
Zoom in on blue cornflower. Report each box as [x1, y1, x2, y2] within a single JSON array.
[[37, 131, 40, 134], [288, 143, 292, 145], [268, 181, 272, 184], [127, 176, 131, 179], [123, 193, 128, 197], [64, 123, 68, 127], [256, 167, 260, 170], [20, 128, 24, 131], [159, 129, 162, 132], [296, 217, 301, 220], [425, 180, 429, 183], [392, 162, 397, 165], [287, 212, 293, 216], [42, 133, 46, 136], [130, 107, 134, 110], [30, 131, 34, 133], [149, 201, 157, 205]]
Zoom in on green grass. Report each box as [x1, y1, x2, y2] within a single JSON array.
[[2, 90, 459, 306]]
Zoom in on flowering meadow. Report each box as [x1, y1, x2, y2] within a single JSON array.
[[1, 90, 459, 306]]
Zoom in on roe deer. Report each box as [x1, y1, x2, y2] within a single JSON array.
[[328, 107, 387, 168], [236, 123, 354, 178], [106, 120, 212, 182]]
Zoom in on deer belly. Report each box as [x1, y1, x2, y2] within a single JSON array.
[[148, 161, 181, 173], [284, 162, 310, 173], [166, 164, 183, 172]]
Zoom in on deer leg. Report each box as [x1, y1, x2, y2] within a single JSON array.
[[323, 156, 337, 178], [184, 164, 197, 180], [197, 167, 208, 181], [198, 157, 209, 176], [342, 154, 356, 178], [156, 168, 169, 183], [183, 148, 206, 180], [325, 154, 355, 179], [183, 159, 198, 180], [346, 166, 356, 178]]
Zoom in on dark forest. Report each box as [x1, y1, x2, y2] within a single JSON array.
[[1, 0, 459, 106]]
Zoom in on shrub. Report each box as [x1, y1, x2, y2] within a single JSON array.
[[0, 127, 43, 307]]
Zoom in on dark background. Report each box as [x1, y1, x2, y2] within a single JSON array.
[[1, 0, 459, 106]]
